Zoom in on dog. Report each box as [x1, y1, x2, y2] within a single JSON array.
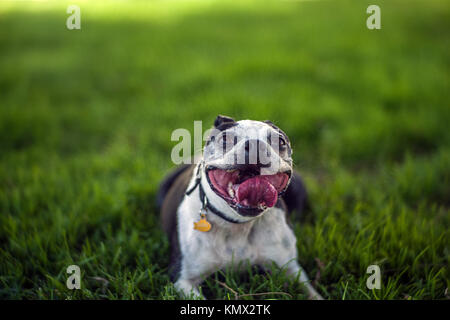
[[157, 115, 323, 300]]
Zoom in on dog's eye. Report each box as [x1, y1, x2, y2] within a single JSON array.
[[279, 136, 287, 147]]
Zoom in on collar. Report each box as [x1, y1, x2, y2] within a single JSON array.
[[185, 163, 244, 224]]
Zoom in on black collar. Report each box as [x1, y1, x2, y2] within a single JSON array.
[[185, 164, 244, 224]]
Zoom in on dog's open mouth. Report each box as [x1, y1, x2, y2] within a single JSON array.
[[206, 165, 290, 215]]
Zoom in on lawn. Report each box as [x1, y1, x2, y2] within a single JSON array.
[[0, 0, 448, 299]]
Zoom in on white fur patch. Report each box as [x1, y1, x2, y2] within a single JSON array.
[[173, 120, 323, 300], [175, 168, 304, 297]]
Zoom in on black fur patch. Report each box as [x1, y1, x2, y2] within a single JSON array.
[[281, 171, 313, 223], [263, 120, 291, 145], [158, 165, 196, 282], [214, 115, 237, 131]]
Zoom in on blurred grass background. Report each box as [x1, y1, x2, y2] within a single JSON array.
[[0, 0, 448, 299]]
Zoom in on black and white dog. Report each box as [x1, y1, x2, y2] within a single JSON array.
[[157, 115, 322, 300]]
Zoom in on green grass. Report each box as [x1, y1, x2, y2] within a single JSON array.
[[0, 0, 449, 300]]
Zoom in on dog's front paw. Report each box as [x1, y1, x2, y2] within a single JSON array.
[[175, 279, 205, 300], [304, 283, 324, 300]]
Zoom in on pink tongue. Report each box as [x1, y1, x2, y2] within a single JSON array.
[[236, 176, 278, 208]]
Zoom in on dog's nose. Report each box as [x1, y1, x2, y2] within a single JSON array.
[[244, 139, 269, 167]]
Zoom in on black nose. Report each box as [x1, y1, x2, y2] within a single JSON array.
[[244, 139, 269, 167]]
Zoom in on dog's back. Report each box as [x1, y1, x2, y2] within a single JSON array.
[[156, 164, 195, 279]]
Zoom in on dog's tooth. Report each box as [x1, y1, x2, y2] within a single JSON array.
[[227, 182, 235, 198]]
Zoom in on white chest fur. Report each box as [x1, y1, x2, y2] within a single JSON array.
[[177, 187, 299, 281]]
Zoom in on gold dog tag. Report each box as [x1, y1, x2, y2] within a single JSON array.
[[194, 214, 211, 232]]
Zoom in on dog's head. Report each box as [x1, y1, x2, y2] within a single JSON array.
[[202, 115, 293, 218]]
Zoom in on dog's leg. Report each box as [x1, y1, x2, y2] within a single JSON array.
[[257, 212, 323, 300], [174, 258, 214, 300], [175, 277, 204, 299], [286, 261, 323, 300]]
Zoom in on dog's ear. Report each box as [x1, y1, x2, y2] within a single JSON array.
[[263, 120, 280, 131], [214, 115, 235, 128]]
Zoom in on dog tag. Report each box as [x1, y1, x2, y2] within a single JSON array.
[[194, 214, 211, 232]]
